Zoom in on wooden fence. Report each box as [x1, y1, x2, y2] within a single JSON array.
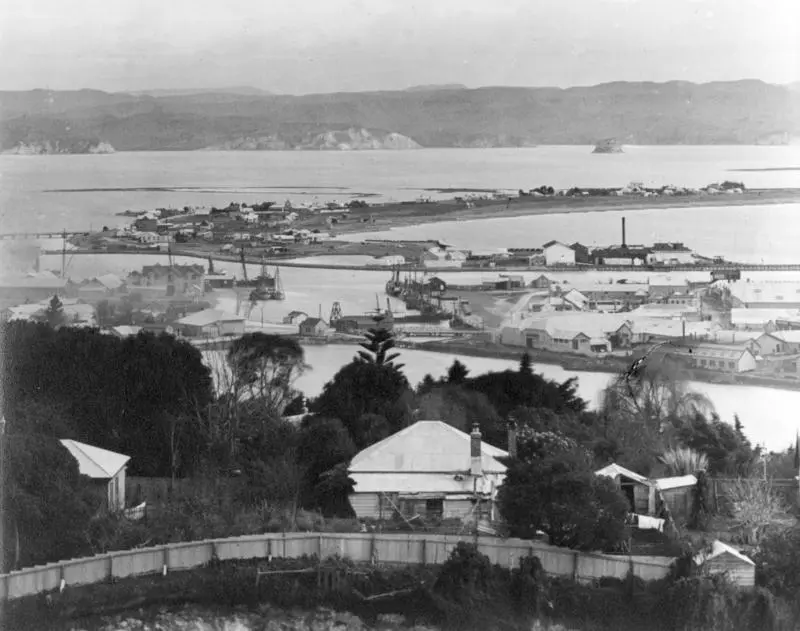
[[0, 532, 675, 602]]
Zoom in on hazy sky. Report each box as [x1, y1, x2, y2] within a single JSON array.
[[2, 0, 798, 93]]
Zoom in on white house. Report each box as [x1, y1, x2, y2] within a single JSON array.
[[60, 439, 130, 512], [646, 243, 695, 265], [348, 421, 507, 523], [543, 241, 576, 266]]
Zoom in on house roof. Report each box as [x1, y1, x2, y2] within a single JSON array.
[[711, 330, 763, 344], [349, 420, 507, 475], [770, 330, 800, 344], [730, 308, 800, 326], [648, 275, 690, 287], [654, 475, 697, 490], [302, 317, 325, 327], [112, 325, 142, 337], [95, 273, 124, 290], [60, 439, 130, 478], [522, 313, 630, 341], [694, 540, 755, 567], [629, 303, 698, 318], [729, 282, 800, 305], [630, 318, 718, 339], [595, 463, 651, 486], [175, 308, 245, 327], [663, 343, 753, 361], [542, 240, 570, 250]]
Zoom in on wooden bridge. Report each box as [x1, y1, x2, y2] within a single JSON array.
[[0, 231, 87, 241]]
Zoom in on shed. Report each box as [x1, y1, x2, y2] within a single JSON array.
[[694, 540, 756, 587], [653, 475, 697, 522], [174, 308, 246, 337], [60, 439, 130, 512], [595, 463, 652, 514]]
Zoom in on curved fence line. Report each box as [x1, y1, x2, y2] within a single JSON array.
[[0, 532, 675, 602]]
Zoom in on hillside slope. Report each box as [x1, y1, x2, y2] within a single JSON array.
[[1, 80, 798, 152]]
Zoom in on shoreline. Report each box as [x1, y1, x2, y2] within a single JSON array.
[[315, 336, 800, 394], [326, 188, 800, 238]]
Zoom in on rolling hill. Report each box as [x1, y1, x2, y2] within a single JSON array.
[[1, 80, 798, 153]]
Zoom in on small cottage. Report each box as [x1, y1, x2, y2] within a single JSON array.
[[694, 540, 756, 587], [60, 439, 130, 512], [542, 241, 576, 266], [299, 317, 328, 337], [348, 421, 507, 523]]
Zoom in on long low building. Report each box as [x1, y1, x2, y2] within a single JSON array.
[[730, 308, 800, 330], [650, 342, 757, 373], [501, 312, 633, 354]]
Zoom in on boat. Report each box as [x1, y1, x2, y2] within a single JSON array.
[[236, 251, 285, 301], [385, 269, 403, 297]]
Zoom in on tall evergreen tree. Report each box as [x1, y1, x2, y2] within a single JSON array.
[[357, 315, 403, 368], [446, 359, 470, 384], [519, 352, 533, 376], [44, 294, 66, 328]]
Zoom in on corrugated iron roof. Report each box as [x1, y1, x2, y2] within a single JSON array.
[[654, 475, 697, 490], [595, 463, 651, 485], [349, 420, 507, 475], [60, 439, 130, 479], [694, 540, 755, 566]]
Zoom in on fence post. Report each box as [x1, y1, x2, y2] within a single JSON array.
[[163, 546, 169, 575], [318, 534, 323, 560], [370, 533, 376, 565], [107, 554, 113, 582], [421, 538, 427, 566], [572, 551, 579, 582], [282, 531, 286, 558]]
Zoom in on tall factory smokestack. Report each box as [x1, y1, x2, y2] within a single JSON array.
[[470, 423, 483, 477], [621, 217, 627, 248]]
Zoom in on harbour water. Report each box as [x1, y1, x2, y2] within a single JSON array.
[[10, 146, 800, 452], [2, 145, 799, 234]]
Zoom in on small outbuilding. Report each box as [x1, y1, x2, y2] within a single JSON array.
[[174, 308, 246, 338], [694, 540, 756, 587], [653, 475, 697, 523], [595, 463, 652, 514], [60, 439, 130, 512], [299, 317, 328, 337]]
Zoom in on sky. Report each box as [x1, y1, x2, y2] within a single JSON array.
[[1, 0, 798, 93]]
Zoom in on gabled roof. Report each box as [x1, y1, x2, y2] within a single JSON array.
[[302, 317, 325, 327], [60, 439, 130, 478], [95, 273, 124, 289], [595, 463, 651, 486], [542, 240, 570, 249], [349, 421, 507, 475], [770, 330, 800, 344], [694, 540, 755, 566], [175, 308, 245, 327], [665, 343, 754, 361], [731, 308, 800, 326]]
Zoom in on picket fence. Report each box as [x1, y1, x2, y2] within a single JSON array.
[[0, 532, 676, 602]]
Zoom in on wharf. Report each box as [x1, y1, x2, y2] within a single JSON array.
[[40, 248, 800, 273]]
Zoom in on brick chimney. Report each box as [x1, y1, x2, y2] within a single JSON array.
[[470, 423, 482, 477], [507, 420, 518, 459]]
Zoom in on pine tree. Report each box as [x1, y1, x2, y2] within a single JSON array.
[[357, 315, 403, 369], [446, 359, 470, 384], [44, 294, 66, 328], [519, 352, 533, 376]]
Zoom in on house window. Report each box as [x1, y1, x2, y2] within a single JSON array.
[[425, 498, 444, 518], [572, 339, 579, 350], [700, 359, 706, 366], [728, 362, 735, 369]]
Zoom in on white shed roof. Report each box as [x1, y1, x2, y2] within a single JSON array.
[[654, 474, 697, 490], [694, 540, 755, 566], [60, 439, 130, 479], [595, 463, 651, 485]]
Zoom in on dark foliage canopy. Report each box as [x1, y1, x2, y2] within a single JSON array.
[[1, 321, 214, 477]]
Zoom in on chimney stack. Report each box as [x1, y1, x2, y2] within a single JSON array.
[[470, 423, 482, 477], [621, 217, 627, 248], [507, 420, 518, 459]]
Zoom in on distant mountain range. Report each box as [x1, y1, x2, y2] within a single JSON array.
[[1, 80, 798, 153]]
